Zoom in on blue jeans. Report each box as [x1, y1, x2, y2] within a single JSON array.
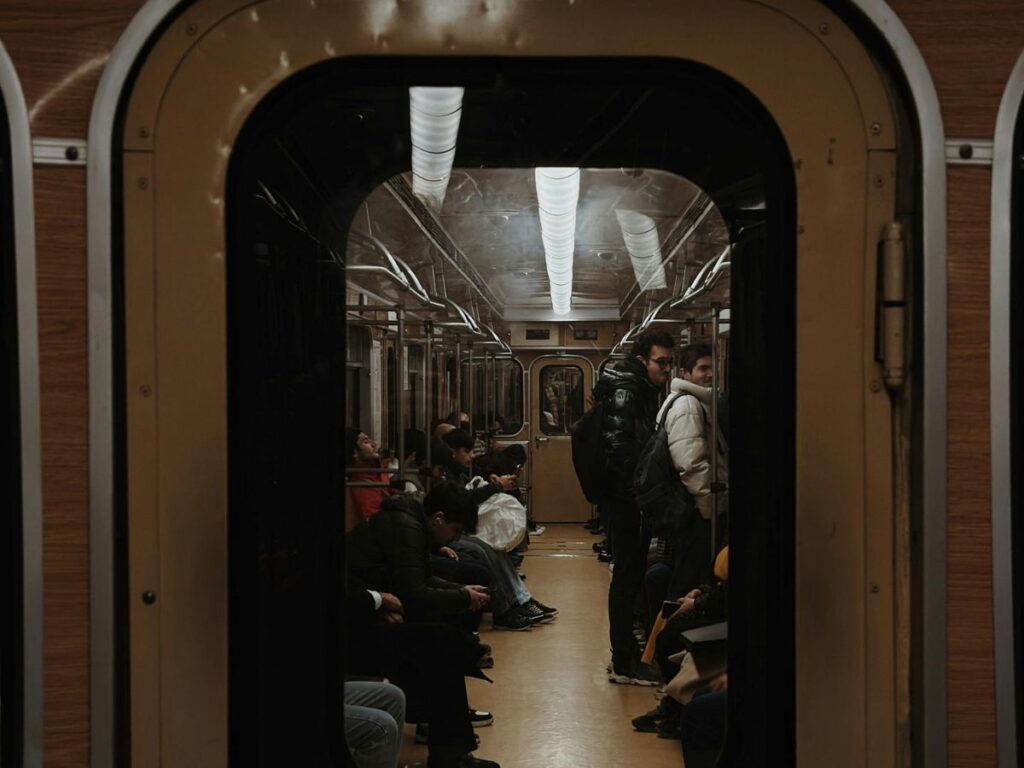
[[451, 535, 531, 616], [344, 681, 405, 768], [679, 689, 727, 768]]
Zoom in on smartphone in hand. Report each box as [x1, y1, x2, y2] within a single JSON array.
[[661, 600, 679, 620]]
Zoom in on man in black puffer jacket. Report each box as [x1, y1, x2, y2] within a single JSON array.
[[594, 328, 674, 685], [346, 484, 491, 624]]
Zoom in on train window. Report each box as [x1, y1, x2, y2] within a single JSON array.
[[539, 365, 584, 436], [495, 359, 523, 435]]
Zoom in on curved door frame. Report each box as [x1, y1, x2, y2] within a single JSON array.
[[990, 47, 1024, 768], [85, 0, 949, 765], [0, 38, 42, 768]]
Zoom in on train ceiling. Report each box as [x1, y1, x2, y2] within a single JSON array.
[[345, 167, 731, 327]]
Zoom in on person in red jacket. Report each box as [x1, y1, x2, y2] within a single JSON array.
[[347, 427, 394, 520]]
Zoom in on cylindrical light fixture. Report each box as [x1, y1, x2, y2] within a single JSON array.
[[409, 87, 464, 210], [615, 210, 668, 291], [534, 167, 580, 315]]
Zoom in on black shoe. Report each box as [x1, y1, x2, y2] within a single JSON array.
[[469, 708, 494, 727], [608, 661, 660, 687], [656, 716, 682, 740], [520, 602, 554, 624], [529, 598, 558, 616], [631, 697, 681, 732], [597, 550, 614, 563], [459, 755, 501, 768], [493, 608, 534, 631], [592, 540, 607, 553]]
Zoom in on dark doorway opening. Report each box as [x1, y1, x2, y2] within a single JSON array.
[[225, 57, 795, 767]]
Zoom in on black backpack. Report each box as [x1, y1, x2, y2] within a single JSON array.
[[570, 398, 610, 504], [633, 392, 697, 534]]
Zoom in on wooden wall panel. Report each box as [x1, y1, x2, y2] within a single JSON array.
[[35, 167, 90, 767], [0, 1, 142, 137], [889, 0, 1024, 137], [946, 167, 995, 768]]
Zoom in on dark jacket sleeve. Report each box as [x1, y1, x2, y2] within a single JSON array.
[[389, 514, 470, 615], [602, 387, 644, 485], [467, 482, 501, 505], [345, 586, 377, 622]]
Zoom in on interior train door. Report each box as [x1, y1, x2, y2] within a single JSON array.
[[528, 356, 593, 522]]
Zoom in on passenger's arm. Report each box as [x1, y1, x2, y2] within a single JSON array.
[[666, 399, 713, 515], [602, 389, 643, 481], [389, 527, 471, 614]]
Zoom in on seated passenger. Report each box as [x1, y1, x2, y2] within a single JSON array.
[[345, 484, 490, 624], [441, 431, 557, 630], [346, 427, 394, 520], [343, 586, 500, 768]]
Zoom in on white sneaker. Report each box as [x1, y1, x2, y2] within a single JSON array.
[[531, 525, 546, 536]]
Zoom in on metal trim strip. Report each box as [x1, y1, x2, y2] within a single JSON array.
[[990, 47, 1024, 768], [0, 38, 43, 768], [946, 138, 994, 166], [85, 1, 949, 765]]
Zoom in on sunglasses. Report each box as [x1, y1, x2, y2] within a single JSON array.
[[648, 356, 674, 369]]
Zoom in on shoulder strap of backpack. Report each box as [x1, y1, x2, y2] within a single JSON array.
[[656, 392, 689, 432]]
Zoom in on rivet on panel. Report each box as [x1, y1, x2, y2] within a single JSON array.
[[958, 143, 973, 160], [870, 122, 882, 135], [65, 146, 79, 161], [136, 177, 149, 190], [873, 175, 885, 188], [139, 385, 152, 397], [142, 591, 157, 605], [185, 21, 198, 36], [870, 584, 880, 594], [870, 381, 882, 393], [818, 22, 830, 34], [138, 126, 150, 139]]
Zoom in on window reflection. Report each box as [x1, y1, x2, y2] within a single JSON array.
[[539, 365, 584, 435]]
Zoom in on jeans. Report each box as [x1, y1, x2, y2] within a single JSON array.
[[344, 681, 406, 768], [607, 497, 651, 669], [451, 535, 531, 616], [644, 561, 672, 631]]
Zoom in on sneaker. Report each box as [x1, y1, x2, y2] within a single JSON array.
[[598, 551, 614, 563], [528, 598, 558, 616], [656, 717, 682, 740], [469, 709, 494, 727], [631, 697, 681, 732], [477, 654, 494, 669], [492, 609, 534, 631], [592, 540, 607, 553], [458, 755, 501, 768], [520, 602, 554, 624], [608, 661, 661, 687], [529, 524, 546, 536]]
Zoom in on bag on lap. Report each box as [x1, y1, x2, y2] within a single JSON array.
[[465, 477, 527, 551], [633, 392, 696, 535], [570, 398, 610, 503]]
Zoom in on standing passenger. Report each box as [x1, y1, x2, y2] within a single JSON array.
[[595, 328, 674, 685]]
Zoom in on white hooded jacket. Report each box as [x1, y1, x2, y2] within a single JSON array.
[[655, 378, 729, 519]]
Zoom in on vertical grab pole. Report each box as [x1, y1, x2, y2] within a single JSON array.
[[424, 321, 433, 472], [467, 343, 475, 436], [710, 303, 720, 561], [454, 340, 462, 423], [397, 306, 406, 483]]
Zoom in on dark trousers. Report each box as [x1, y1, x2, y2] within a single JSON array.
[[607, 497, 650, 668], [666, 515, 714, 600], [679, 690, 727, 768], [349, 620, 478, 758], [644, 562, 672, 631]]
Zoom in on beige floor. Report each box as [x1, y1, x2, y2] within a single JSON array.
[[397, 524, 682, 768]]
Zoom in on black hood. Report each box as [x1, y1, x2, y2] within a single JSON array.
[[593, 356, 657, 401]]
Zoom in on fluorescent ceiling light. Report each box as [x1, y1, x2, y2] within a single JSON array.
[[615, 210, 668, 291], [409, 87, 464, 210], [534, 167, 580, 315]]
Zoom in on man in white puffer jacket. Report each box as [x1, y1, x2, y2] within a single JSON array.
[[654, 343, 729, 596]]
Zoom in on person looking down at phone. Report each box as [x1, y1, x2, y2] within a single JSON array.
[[345, 483, 491, 623], [442, 430, 518, 503]]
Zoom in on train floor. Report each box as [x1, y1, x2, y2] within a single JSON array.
[[396, 524, 683, 768]]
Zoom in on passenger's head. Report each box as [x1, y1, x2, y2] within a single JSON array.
[[346, 427, 379, 465], [445, 410, 471, 431], [502, 443, 526, 467], [442, 429, 475, 469], [679, 343, 713, 387], [423, 483, 478, 544], [630, 328, 675, 388], [403, 428, 428, 466], [433, 422, 456, 440]]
